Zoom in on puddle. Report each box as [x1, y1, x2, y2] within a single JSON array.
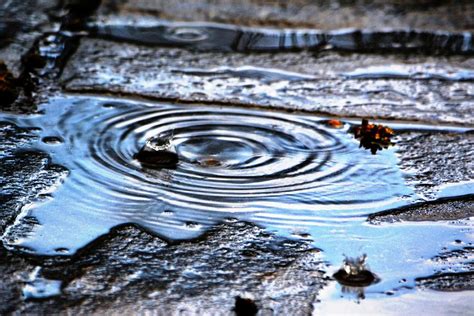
[[316, 283, 474, 315], [89, 20, 474, 54], [175, 64, 474, 83], [1, 95, 412, 252], [0, 95, 472, 304], [344, 65, 474, 81], [172, 66, 316, 83]]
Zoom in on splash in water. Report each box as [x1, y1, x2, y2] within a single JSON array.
[[134, 133, 179, 168], [333, 254, 379, 287], [1, 95, 412, 255], [0, 94, 472, 304]]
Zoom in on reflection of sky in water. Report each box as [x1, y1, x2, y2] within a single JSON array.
[[317, 283, 474, 315], [1, 95, 472, 303], [91, 20, 474, 55]]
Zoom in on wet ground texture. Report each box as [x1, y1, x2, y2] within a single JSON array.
[[1, 0, 473, 314]]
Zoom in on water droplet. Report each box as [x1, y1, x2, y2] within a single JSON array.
[[134, 134, 178, 169]]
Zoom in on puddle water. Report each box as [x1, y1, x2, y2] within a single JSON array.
[[172, 66, 317, 83], [316, 283, 474, 315], [173, 64, 474, 83], [89, 20, 474, 54], [344, 65, 474, 81], [1, 95, 472, 303]]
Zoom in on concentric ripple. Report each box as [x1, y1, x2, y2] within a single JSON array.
[[2, 96, 412, 255]]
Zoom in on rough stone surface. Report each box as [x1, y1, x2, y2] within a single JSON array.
[[416, 272, 474, 292], [0, 245, 33, 315], [0, 0, 58, 77], [62, 38, 474, 125], [1, 222, 326, 315], [0, 122, 67, 236], [369, 197, 474, 223], [396, 131, 474, 198]]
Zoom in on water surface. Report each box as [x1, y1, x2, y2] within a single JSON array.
[[90, 20, 474, 54], [1, 95, 472, 303]]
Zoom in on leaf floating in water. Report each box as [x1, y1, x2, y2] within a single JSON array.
[[326, 119, 344, 129], [353, 119, 394, 154]]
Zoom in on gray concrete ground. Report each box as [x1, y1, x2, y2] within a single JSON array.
[[62, 38, 474, 125]]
